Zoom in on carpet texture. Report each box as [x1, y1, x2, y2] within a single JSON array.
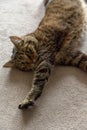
[[0, 0, 87, 130]]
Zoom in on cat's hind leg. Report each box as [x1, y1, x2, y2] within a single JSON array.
[[55, 50, 87, 72]]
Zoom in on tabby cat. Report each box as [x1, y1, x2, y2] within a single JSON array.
[[4, 0, 86, 109]]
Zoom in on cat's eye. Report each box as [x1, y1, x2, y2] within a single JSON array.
[[11, 48, 17, 59], [26, 49, 33, 54]]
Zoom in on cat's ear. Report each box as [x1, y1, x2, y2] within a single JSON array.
[[9, 36, 23, 48], [3, 60, 14, 68]]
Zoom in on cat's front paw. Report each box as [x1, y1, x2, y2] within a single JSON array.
[[18, 99, 34, 110]]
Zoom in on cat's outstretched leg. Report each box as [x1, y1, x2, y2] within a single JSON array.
[[18, 61, 51, 109], [55, 50, 87, 72]]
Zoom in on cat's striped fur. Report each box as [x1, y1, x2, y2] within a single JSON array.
[[4, 0, 86, 109]]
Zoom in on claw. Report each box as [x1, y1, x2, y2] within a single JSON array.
[[18, 100, 34, 110]]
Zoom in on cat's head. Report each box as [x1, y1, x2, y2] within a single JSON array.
[[3, 35, 38, 71]]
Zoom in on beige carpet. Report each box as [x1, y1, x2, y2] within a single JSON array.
[[0, 0, 87, 130]]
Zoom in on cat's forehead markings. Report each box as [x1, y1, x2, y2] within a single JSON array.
[[22, 36, 38, 44]]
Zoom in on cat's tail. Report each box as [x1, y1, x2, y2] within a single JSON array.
[[55, 50, 87, 72]]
